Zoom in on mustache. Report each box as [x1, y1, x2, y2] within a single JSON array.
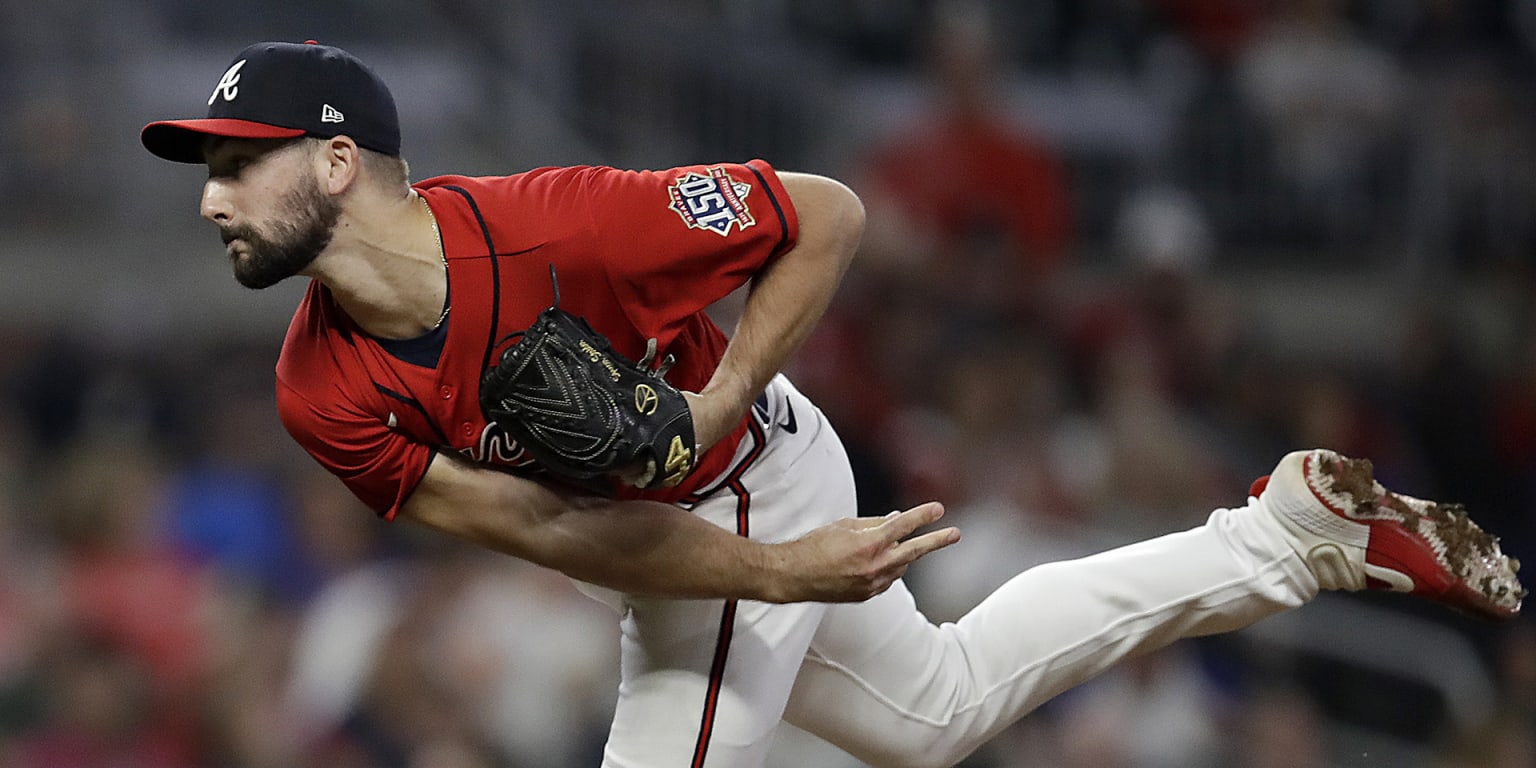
[[220, 225, 257, 245]]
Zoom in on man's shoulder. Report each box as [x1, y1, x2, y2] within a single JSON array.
[[275, 282, 364, 394], [415, 166, 603, 197], [414, 167, 614, 246]]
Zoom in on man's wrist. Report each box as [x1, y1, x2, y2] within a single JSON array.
[[747, 540, 796, 604], [689, 389, 749, 453], [699, 367, 757, 417]]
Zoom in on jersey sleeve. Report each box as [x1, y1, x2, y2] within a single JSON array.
[[577, 159, 800, 333], [276, 378, 434, 520]]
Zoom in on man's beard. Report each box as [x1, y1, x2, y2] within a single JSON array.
[[220, 178, 341, 289]]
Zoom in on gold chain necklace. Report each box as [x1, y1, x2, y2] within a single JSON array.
[[421, 192, 450, 329]]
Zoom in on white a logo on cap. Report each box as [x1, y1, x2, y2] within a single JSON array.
[[209, 59, 246, 105], [321, 104, 345, 123]]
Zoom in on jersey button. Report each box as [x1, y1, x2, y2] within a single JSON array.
[[462, 422, 475, 438], [439, 385, 454, 400]]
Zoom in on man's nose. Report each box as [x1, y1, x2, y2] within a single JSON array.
[[200, 179, 232, 224]]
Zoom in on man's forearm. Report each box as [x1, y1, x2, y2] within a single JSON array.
[[402, 453, 793, 601], [471, 491, 794, 602], [691, 172, 865, 449], [400, 452, 958, 604]]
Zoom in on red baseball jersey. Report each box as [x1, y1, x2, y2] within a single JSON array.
[[275, 160, 799, 519]]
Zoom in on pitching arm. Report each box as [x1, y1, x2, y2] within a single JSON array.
[[686, 172, 864, 451]]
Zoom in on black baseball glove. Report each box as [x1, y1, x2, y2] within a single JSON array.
[[479, 268, 697, 492]]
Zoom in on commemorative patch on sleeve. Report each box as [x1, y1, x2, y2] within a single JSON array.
[[667, 166, 756, 236]]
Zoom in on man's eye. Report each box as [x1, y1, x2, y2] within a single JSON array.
[[211, 157, 249, 178]]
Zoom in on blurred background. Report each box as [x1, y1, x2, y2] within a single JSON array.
[[1, 0, 1535, 766]]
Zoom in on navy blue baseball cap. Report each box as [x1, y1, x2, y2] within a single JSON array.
[[142, 40, 400, 164]]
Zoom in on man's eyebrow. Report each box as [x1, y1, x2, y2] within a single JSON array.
[[206, 136, 305, 160], [202, 136, 238, 162]]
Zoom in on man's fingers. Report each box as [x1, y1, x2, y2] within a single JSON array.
[[877, 502, 959, 563], [878, 501, 946, 540], [892, 526, 961, 563]]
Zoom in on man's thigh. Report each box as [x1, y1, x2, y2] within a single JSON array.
[[602, 375, 856, 768], [603, 595, 827, 767]]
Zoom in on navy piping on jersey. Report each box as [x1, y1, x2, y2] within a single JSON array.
[[374, 383, 451, 445], [745, 165, 792, 258], [440, 185, 504, 375]]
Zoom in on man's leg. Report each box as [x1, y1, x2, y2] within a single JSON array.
[[781, 449, 1523, 768], [601, 595, 827, 768], [601, 376, 852, 768]]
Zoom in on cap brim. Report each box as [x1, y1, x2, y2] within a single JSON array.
[[141, 118, 307, 164]]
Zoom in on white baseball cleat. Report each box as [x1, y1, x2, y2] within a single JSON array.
[[1253, 449, 1524, 620]]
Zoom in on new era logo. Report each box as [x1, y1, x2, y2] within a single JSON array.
[[321, 104, 344, 123]]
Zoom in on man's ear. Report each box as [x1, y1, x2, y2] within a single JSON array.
[[318, 135, 361, 195]]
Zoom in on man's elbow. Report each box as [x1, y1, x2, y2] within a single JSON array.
[[829, 179, 866, 263], [398, 453, 572, 557], [786, 172, 865, 268]]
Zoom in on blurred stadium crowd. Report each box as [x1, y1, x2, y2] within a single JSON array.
[[2, 0, 1536, 766]]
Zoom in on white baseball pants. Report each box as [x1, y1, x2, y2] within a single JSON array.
[[593, 376, 1320, 768]]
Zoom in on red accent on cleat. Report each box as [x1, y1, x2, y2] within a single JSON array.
[[1302, 451, 1524, 621], [1249, 475, 1270, 498]]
